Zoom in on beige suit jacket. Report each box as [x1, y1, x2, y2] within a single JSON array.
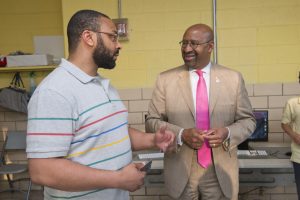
[[145, 64, 256, 199]]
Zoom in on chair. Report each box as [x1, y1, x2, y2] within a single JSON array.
[[0, 131, 32, 200]]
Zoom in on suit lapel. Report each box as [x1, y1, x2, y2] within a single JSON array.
[[209, 64, 220, 116], [178, 66, 195, 119]]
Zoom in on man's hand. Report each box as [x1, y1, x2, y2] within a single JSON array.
[[204, 127, 228, 148], [182, 128, 206, 149], [282, 123, 300, 145], [117, 163, 145, 192], [292, 133, 300, 144], [154, 125, 175, 152]]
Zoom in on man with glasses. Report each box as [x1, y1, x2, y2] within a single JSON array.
[[146, 24, 256, 200], [26, 10, 174, 200]]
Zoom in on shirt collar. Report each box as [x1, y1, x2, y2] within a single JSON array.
[[60, 58, 99, 84], [189, 62, 211, 74], [59, 59, 111, 91], [96, 76, 110, 91]]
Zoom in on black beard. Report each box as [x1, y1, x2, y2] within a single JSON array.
[[93, 36, 118, 70]]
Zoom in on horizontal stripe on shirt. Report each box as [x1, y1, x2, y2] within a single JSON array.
[[28, 99, 123, 122], [87, 148, 131, 167], [76, 109, 128, 132], [79, 99, 122, 117], [66, 135, 129, 158], [46, 188, 104, 199], [27, 133, 74, 136], [71, 121, 128, 144]]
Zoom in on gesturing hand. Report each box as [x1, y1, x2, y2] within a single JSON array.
[[154, 125, 175, 152], [182, 128, 206, 149]]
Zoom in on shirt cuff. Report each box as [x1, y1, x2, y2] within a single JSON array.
[[177, 128, 184, 146], [226, 127, 231, 139]]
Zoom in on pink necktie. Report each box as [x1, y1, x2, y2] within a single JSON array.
[[196, 70, 212, 168]]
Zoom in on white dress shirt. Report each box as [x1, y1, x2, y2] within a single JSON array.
[[189, 63, 211, 112], [177, 62, 230, 145]]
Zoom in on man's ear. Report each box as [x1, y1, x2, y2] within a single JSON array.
[[208, 42, 214, 53], [81, 30, 96, 47]]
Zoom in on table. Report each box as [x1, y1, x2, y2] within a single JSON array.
[[142, 143, 295, 187]]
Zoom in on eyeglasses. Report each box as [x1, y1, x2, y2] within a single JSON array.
[[93, 31, 119, 42], [179, 40, 212, 50]]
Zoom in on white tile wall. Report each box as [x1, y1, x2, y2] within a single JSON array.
[[254, 83, 282, 96], [1, 82, 299, 199]]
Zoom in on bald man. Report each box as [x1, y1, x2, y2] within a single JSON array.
[[146, 24, 256, 200]]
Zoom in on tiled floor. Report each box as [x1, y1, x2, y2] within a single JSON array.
[[0, 190, 43, 200]]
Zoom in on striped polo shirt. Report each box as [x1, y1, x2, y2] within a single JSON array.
[[26, 59, 132, 200]]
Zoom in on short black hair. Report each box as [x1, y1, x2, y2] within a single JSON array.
[[67, 9, 110, 53]]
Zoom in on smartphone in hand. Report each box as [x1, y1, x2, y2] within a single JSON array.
[[140, 160, 152, 172]]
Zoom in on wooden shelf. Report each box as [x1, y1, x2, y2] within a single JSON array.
[[0, 66, 56, 73]]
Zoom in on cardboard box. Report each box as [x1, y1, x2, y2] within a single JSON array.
[[6, 54, 54, 67]]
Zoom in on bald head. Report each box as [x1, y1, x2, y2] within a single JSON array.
[[181, 24, 214, 69], [183, 24, 214, 42]]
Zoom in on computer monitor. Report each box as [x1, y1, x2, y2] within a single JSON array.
[[238, 110, 269, 150]]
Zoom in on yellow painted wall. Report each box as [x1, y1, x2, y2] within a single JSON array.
[[0, 0, 300, 89], [62, 0, 300, 88], [62, 0, 212, 88], [0, 0, 63, 54], [217, 0, 300, 84], [0, 0, 63, 90]]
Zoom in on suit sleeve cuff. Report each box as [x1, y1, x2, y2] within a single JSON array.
[[225, 127, 231, 139]]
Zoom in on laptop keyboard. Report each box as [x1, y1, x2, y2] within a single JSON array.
[[138, 152, 164, 160], [238, 150, 269, 159]]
